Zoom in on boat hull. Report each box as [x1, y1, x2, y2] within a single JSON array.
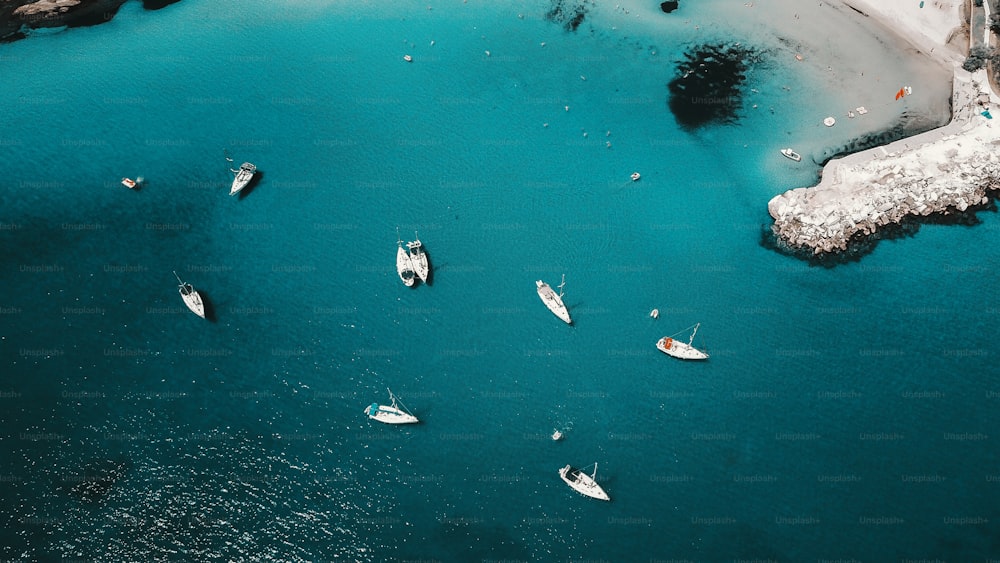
[[230, 163, 256, 196], [656, 337, 708, 360], [536, 281, 571, 324], [559, 465, 609, 501], [396, 246, 416, 286], [407, 241, 430, 282], [365, 404, 419, 424], [780, 149, 802, 162], [180, 288, 206, 318]]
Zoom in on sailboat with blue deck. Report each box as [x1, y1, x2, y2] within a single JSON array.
[[365, 389, 419, 424]]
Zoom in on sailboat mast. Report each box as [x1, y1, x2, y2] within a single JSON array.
[[558, 274, 566, 298], [689, 323, 699, 345], [173, 270, 183, 284], [592, 462, 598, 480]]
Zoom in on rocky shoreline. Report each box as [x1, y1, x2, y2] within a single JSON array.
[[768, 71, 1000, 255], [0, 0, 177, 42]]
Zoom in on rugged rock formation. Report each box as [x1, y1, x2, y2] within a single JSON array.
[[770, 154, 1000, 255], [660, 1, 679, 13], [1, 0, 173, 42], [768, 73, 999, 256]]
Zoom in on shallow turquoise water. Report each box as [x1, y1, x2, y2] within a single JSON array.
[[1, 1, 998, 561]]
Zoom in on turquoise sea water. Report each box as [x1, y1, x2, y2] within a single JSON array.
[[1, 1, 999, 561]]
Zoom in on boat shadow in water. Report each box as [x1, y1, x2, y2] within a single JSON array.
[[423, 253, 433, 286], [197, 290, 219, 322], [237, 170, 264, 200]]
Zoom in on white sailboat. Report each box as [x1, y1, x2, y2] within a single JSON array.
[[225, 151, 256, 196], [173, 271, 205, 319], [536, 274, 572, 324], [396, 232, 416, 287], [406, 231, 430, 283], [559, 463, 610, 501], [364, 388, 419, 424], [229, 162, 256, 196], [656, 323, 708, 360]]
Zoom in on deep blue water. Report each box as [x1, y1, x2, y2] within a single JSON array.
[[1, 1, 999, 561]]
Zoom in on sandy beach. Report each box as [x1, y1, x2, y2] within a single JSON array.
[[844, 0, 966, 64]]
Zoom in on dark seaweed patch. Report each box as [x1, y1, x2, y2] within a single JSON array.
[[546, 0, 591, 32], [667, 43, 762, 130]]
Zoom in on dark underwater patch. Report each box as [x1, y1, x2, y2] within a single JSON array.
[[667, 43, 762, 130]]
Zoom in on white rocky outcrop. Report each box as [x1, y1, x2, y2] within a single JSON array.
[[769, 73, 1000, 254]]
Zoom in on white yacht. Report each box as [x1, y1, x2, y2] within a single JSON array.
[[780, 148, 801, 162], [365, 389, 419, 424], [229, 162, 256, 196], [396, 236, 416, 287], [406, 232, 430, 283], [536, 274, 571, 324], [559, 463, 610, 501], [656, 323, 709, 360], [173, 271, 205, 319]]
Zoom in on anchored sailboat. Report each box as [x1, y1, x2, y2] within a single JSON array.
[[364, 388, 419, 424], [559, 463, 610, 501], [225, 150, 256, 196], [406, 231, 430, 283], [536, 274, 572, 324], [173, 271, 205, 319], [395, 230, 416, 287], [656, 323, 708, 360]]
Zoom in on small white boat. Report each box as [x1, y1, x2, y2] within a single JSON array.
[[559, 463, 610, 501], [552, 429, 563, 441], [406, 231, 430, 283], [649, 308, 659, 319], [780, 148, 801, 162], [536, 274, 572, 324], [630, 172, 641, 181], [656, 323, 708, 360], [403, 54, 413, 62], [823, 116, 836, 127], [365, 389, 419, 424], [173, 271, 205, 319], [121, 177, 138, 189], [229, 162, 256, 196]]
